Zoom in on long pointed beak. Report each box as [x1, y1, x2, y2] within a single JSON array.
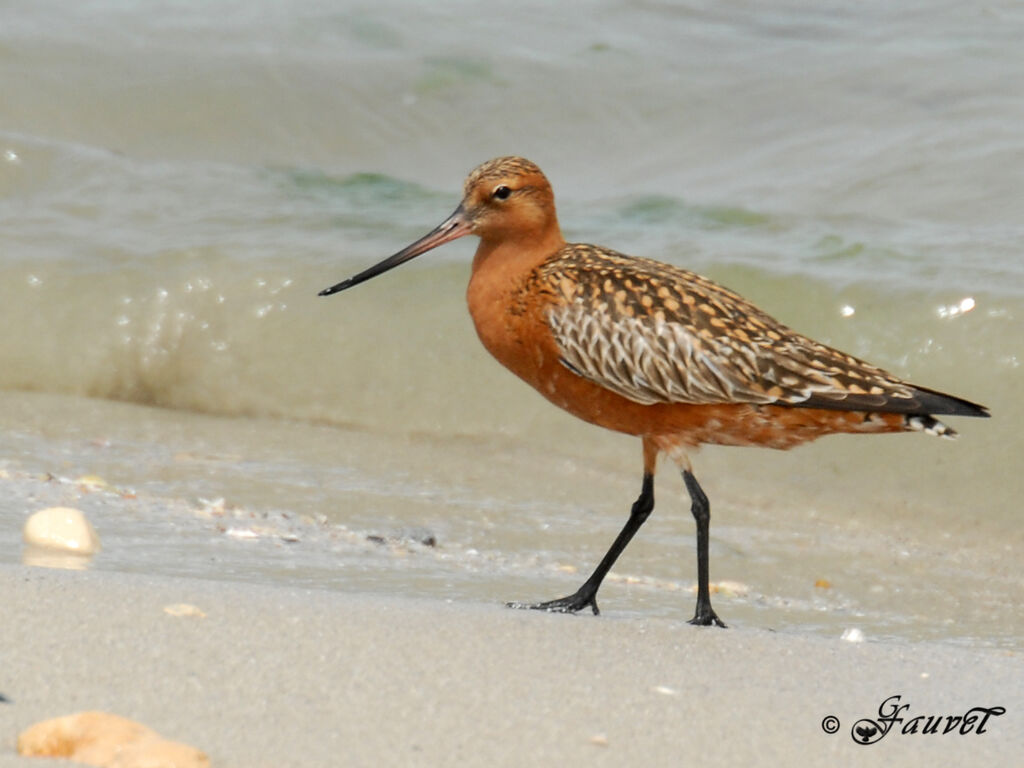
[[319, 205, 472, 296]]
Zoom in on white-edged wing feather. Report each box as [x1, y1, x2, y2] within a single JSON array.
[[540, 246, 935, 412]]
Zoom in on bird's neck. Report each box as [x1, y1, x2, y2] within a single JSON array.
[[470, 225, 566, 278]]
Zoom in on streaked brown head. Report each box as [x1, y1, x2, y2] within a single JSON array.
[[460, 156, 559, 244]]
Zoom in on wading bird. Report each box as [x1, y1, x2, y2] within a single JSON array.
[[320, 157, 988, 627]]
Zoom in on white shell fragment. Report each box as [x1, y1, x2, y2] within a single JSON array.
[[22, 507, 101, 555], [163, 603, 207, 619]]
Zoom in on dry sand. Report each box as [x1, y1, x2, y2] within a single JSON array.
[[1, 563, 1021, 768]]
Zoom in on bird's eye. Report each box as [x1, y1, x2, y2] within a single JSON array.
[[492, 185, 511, 200]]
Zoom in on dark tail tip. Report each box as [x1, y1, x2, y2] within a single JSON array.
[[910, 386, 990, 418]]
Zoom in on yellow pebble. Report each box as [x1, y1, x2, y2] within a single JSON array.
[[75, 475, 108, 491], [163, 604, 207, 619], [22, 507, 100, 554]]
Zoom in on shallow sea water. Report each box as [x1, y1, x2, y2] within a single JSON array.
[[0, 0, 1021, 647]]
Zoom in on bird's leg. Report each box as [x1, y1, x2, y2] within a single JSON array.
[[507, 473, 654, 616], [683, 470, 726, 627]]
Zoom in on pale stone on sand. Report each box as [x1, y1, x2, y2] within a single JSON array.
[[163, 603, 207, 618], [23, 507, 101, 554], [17, 711, 209, 768], [75, 475, 109, 492]]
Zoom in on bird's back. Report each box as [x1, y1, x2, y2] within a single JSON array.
[[535, 243, 988, 420]]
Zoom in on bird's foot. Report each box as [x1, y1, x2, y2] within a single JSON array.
[[688, 603, 727, 628], [506, 587, 600, 616]]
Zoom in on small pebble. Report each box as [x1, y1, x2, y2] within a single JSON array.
[[163, 604, 207, 619], [590, 733, 609, 747], [841, 627, 865, 643], [195, 497, 227, 517], [224, 527, 258, 540], [712, 580, 749, 597], [396, 526, 437, 547], [75, 475, 108, 492], [814, 579, 832, 589], [23, 507, 100, 554]]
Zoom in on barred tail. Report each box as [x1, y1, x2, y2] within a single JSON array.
[[905, 414, 958, 440]]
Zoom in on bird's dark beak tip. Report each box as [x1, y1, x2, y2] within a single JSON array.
[[318, 281, 349, 297], [319, 204, 469, 300]]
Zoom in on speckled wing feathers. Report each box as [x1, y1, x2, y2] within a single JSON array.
[[542, 245, 930, 413]]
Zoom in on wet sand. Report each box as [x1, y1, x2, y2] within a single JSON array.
[[2, 559, 1021, 768]]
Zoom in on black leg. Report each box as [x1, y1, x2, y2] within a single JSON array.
[[683, 470, 726, 627], [507, 473, 655, 616]]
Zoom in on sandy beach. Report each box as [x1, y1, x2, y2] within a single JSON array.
[[3, 557, 1021, 768], [0, 394, 1020, 767]]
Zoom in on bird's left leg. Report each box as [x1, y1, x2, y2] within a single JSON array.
[[681, 468, 726, 628], [657, 439, 726, 627]]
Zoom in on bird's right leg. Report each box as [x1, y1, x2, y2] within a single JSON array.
[[507, 473, 654, 615], [507, 438, 659, 616]]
